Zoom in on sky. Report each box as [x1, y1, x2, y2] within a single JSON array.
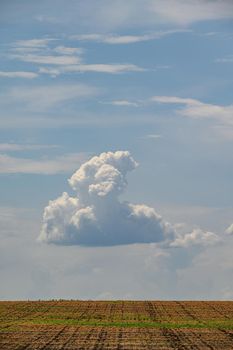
[[0, 0, 233, 300]]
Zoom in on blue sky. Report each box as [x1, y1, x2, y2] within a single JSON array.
[[1, 0, 233, 300]]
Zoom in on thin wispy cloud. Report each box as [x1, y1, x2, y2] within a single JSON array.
[[11, 54, 82, 65], [211, 125, 233, 141], [35, 15, 60, 24], [62, 0, 233, 30], [39, 64, 145, 76], [3, 83, 99, 110], [11, 47, 42, 53], [151, 96, 233, 126], [9, 37, 145, 75], [0, 153, 87, 174], [11, 40, 83, 57], [144, 134, 162, 139], [215, 55, 233, 63], [148, 0, 233, 26], [101, 100, 140, 107], [70, 30, 190, 44], [0, 143, 59, 152], [0, 113, 160, 130], [26, 0, 233, 31], [53, 46, 84, 55], [65, 64, 145, 73], [14, 38, 56, 48], [0, 71, 38, 79], [10, 39, 84, 67]]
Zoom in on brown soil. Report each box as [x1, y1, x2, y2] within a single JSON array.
[[0, 301, 233, 349]]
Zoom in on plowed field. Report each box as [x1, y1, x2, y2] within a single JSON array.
[[1, 301, 233, 349]]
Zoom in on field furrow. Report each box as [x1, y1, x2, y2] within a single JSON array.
[[1, 301, 233, 349]]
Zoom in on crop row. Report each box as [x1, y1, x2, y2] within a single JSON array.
[[1, 324, 233, 349], [1, 301, 233, 324]]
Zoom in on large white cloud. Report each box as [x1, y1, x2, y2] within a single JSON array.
[[39, 151, 176, 246], [39, 150, 218, 247]]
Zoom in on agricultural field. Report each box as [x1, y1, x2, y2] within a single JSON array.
[[0, 300, 233, 349]]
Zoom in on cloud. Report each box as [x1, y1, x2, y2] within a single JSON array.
[[170, 228, 219, 248], [226, 224, 233, 235], [145, 134, 162, 139], [14, 38, 55, 48], [9, 37, 145, 75], [11, 54, 82, 65], [103, 100, 140, 107], [0, 143, 59, 151], [3, 83, 98, 110], [39, 151, 175, 246], [0, 71, 38, 79], [10, 38, 53, 56], [53, 46, 84, 55], [215, 55, 233, 63], [151, 96, 233, 126], [0, 207, 231, 300], [35, 15, 60, 24], [147, 0, 233, 26], [68, 0, 233, 30], [0, 111, 158, 130], [10, 40, 83, 66], [152, 96, 200, 105], [70, 30, 189, 44], [40, 64, 145, 76], [0, 202, 230, 300], [209, 125, 233, 141], [39, 151, 218, 247], [4, 1, 233, 32], [0, 153, 87, 174], [64, 63, 145, 74]]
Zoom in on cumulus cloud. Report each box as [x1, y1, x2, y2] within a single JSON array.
[[39, 151, 176, 246], [170, 228, 219, 248], [39, 151, 218, 247]]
